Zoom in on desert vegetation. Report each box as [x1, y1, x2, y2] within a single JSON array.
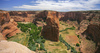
[[8, 22, 46, 52], [59, 35, 77, 53]]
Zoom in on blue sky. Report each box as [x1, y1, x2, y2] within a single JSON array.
[[0, 0, 100, 12]]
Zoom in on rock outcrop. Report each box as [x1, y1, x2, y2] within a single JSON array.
[[0, 11, 21, 39], [77, 20, 90, 35], [41, 11, 59, 41], [82, 24, 100, 53], [0, 11, 10, 25], [1, 19, 21, 39], [0, 40, 35, 53], [9, 11, 40, 22]]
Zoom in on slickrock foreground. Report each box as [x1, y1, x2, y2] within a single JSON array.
[[0, 40, 35, 53]]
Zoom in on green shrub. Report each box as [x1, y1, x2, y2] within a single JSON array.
[[77, 35, 79, 38], [59, 26, 75, 32], [71, 47, 77, 53], [76, 43, 80, 46]]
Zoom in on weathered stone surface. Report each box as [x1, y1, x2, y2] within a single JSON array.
[[59, 11, 100, 24], [35, 10, 48, 21], [9, 11, 28, 17], [0, 11, 10, 25], [11, 16, 24, 22], [0, 40, 35, 53], [1, 19, 21, 39], [41, 11, 59, 41], [60, 12, 86, 23], [35, 21, 46, 27], [0, 33, 5, 40], [82, 24, 100, 53], [77, 20, 90, 35], [9, 11, 38, 22], [24, 18, 34, 22]]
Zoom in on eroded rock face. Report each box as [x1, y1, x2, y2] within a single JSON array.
[[77, 20, 90, 35], [0, 11, 10, 25], [82, 24, 100, 53], [0, 40, 35, 53], [0, 11, 21, 39], [41, 11, 59, 41], [9, 11, 28, 17], [9, 11, 37, 22], [60, 12, 86, 23], [1, 19, 21, 39], [60, 11, 100, 24]]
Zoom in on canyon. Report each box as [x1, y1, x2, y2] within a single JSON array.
[[0, 10, 100, 53]]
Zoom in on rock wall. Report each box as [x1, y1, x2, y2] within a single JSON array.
[[0, 11, 10, 25], [60, 12, 86, 23], [0, 11, 21, 39], [41, 11, 59, 41], [9, 11, 39, 22], [60, 11, 100, 24], [82, 24, 100, 53]]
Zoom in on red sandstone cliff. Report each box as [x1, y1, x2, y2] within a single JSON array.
[[59, 11, 100, 24], [0, 11, 21, 39], [41, 11, 59, 41], [60, 12, 86, 23], [0, 11, 10, 25], [82, 24, 100, 53], [9, 11, 40, 22]]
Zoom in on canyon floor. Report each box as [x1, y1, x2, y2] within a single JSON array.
[[7, 21, 82, 53]]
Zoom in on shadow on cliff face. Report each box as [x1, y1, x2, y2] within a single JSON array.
[[82, 24, 100, 53], [39, 11, 59, 42]]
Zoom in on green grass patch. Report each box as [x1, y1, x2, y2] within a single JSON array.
[[60, 26, 75, 32], [7, 32, 30, 47]]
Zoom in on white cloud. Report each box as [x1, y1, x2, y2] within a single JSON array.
[[13, 0, 100, 11]]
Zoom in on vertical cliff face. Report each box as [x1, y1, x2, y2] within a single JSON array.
[[59, 11, 100, 24], [60, 12, 86, 23], [82, 24, 100, 53], [41, 11, 59, 41]]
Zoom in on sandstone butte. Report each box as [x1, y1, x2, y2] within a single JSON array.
[[0, 11, 21, 39], [40, 11, 59, 41]]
